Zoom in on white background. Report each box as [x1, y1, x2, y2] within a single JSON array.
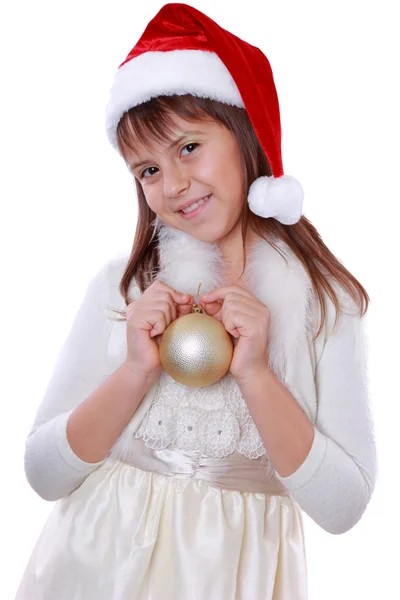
[[2, 0, 399, 598]]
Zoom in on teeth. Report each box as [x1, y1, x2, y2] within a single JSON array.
[[182, 195, 210, 214]]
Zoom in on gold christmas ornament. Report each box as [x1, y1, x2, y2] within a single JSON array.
[[159, 283, 234, 387]]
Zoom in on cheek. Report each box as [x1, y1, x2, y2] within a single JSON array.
[[192, 156, 218, 181], [141, 185, 162, 212], [207, 145, 243, 189]]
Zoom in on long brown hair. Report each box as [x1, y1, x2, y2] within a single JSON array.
[[108, 94, 369, 341]]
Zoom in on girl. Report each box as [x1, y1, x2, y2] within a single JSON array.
[[16, 3, 377, 599]]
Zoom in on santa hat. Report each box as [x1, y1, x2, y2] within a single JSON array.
[[105, 3, 303, 225]]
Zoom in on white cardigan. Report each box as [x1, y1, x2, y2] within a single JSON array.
[[24, 224, 377, 534]]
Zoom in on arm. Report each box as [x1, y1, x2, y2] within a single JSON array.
[[237, 295, 377, 535], [236, 368, 315, 479], [24, 262, 154, 501]]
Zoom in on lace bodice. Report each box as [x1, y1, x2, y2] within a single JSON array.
[[134, 370, 268, 460]]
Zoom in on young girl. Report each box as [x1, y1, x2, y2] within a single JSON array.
[[15, 3, 377, 599]]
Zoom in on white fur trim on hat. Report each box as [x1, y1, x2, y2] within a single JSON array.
[[105, 49, 244, 149], [248, 175, 304, 225]]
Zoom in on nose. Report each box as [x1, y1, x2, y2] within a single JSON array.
[[163, 163, 190, 198]]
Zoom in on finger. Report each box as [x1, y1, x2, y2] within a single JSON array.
[[153, 281, 193, 306], [177, 293, 196, 316], [140, 309, 167, 337], [230, 328, 240, 341], [221, 299, 261, 318], [200, 297, 260, 322], [154, 291, 192, 319], [199, 300, 223, 318], [154, 334, 163, 346], [148, 299, 178, 333], [223, 310, 248, 337], [174, 293, 193, 304], [150, 299, 176, 325], [177, 302, 195, 316], [200, 286, 252, 304]]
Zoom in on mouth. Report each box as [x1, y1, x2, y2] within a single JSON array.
[[178, 194, 212, 220]]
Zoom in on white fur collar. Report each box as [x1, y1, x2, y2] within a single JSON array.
[[129, 222, 315, 381]]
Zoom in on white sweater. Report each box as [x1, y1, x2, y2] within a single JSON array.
[[24, 232, 378, 535]]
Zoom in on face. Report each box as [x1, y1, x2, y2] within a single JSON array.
[[121, 113, 246, 249]]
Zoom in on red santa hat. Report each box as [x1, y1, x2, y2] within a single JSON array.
[[105, 2, 303, 225]]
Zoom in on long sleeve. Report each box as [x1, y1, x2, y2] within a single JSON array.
[[275, 292, 378, 534], [24, 262, 116, 501]]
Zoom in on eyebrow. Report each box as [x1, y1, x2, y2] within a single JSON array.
[[127, 131, 205, 172]]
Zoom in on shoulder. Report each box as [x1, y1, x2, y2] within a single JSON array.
[[323, 276, 363, 326], [92, 252, 134, 312], [318, 277, 368, 361], [102, 252, 131, 287]]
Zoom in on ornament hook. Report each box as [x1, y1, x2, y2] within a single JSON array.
[[192, 282, 204, 314]]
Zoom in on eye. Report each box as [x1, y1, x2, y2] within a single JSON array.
[[181, 143, 199, 156], [140, 142, 200, 179], [140, 166, 159, 179]]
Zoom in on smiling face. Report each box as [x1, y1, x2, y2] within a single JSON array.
[[120, 113, 247, 247]]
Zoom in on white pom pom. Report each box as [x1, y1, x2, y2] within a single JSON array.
[[248, 175, 304, 225]]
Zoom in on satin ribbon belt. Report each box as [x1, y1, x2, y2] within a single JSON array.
[[114, 436, 289, 496]]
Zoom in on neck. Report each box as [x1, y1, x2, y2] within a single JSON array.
[[216, 226, 261, 284]]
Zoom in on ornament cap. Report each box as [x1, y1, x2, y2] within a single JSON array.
[[192, 303, 204, 314]]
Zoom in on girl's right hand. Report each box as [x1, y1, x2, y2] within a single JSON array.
[[124, 280, 194, 379]]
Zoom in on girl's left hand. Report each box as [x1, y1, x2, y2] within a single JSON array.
[[199, 285, 271, 382]]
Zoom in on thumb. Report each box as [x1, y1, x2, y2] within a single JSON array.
[[200, 299, 222, 319], [174, 291, 192, 303]]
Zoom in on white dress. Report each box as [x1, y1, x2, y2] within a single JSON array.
[[15, 370, 308, 600], [15, 224, 377, 599]]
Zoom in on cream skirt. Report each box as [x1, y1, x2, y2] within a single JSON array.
[[15, 455, 308, 599]]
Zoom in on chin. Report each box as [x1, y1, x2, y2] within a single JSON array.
[[190, 227, 223, 244]]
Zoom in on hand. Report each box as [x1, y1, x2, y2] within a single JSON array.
[[124, 280, 194, 379], [199, 285, 271, 381]]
